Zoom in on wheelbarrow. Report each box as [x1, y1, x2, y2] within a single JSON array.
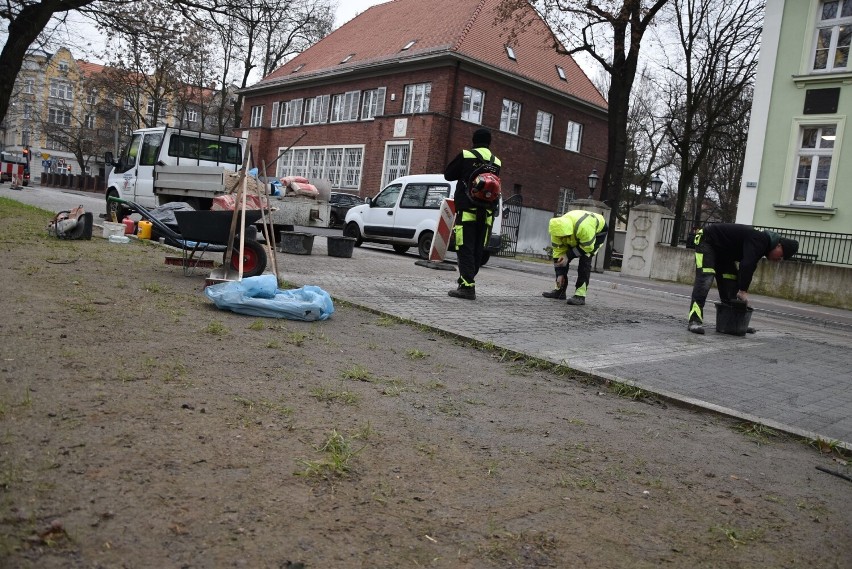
[[106, 197, 268, 277]]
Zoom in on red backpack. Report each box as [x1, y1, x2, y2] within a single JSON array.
[[467, 149, 502, 206]]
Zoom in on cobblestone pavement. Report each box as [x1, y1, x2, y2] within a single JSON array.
[[277, 236, 852, 449]]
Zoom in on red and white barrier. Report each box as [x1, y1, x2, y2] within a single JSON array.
[[428, 198, 456, 262]]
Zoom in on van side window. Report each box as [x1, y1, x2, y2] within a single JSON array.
[[400, 184, 427, 208], [140, 133, 163, 166], [424, 184, 451, 208], [374, 184, 401, 208]]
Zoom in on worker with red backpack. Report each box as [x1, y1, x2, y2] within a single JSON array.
[[444, 128, 502, 300]]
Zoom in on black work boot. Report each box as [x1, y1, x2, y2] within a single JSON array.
[[566, 295, 586, 306], [688, 321, 705, 335], [448, 286, 476, 300], [542, 285, 567, 300]]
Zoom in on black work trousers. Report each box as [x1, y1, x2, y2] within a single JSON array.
[[454, 208, 492, 288]]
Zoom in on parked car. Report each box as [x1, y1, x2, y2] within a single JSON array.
[[343, 174, 502, 262], [328, 192, 363, 228]]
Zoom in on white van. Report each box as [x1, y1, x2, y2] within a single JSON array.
[[343, 174, 502, 263], [104, 127, 245, 221]]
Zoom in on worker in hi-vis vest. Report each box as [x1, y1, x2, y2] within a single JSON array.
[[542, 209, 608, 306]]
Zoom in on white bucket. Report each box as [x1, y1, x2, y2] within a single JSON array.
[[102, 221, 125, 239]]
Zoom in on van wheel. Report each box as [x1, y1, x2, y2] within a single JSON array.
[[392, 244, 410, 254], [480, 251, 491, 266], [417, 231, 433, 260], [344, 222, 363, 246], [106, 189, 127, 223]]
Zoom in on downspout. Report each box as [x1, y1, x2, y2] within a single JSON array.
[[444, 61, 462, 167]]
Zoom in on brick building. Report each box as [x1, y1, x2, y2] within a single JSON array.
[[239, 0, 608, 235]]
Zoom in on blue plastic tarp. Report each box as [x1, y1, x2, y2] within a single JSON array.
[[204, 275, 334, 321]]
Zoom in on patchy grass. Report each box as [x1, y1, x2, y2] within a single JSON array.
[[296, 429, 364, 479]]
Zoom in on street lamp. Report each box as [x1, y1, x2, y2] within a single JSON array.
[[650, 175, 663, 204], [587, 169, 599, 199]]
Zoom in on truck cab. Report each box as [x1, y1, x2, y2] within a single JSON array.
[[104, 127, 245, 221]]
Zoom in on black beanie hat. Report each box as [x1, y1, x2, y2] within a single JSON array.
[[472, 128, 491, 147], [779, 237, 799, 260]]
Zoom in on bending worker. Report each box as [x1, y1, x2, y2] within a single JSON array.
[[542, 209, 608, 306], [688, 223, 798, 335], [444, 128, 501, 300]]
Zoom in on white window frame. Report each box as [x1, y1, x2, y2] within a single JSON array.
[[812, 0, 852, 72], [24, 79, 34, 94], [461, 86, 485, 124], [382, 141, 412, 187], [283, 98, 304, 127], [557, 187, 576, 216], [565, 121, 583, 152], [270, 102, 280, 127], [48, 107, 71, 126], [276, 145, 365, 190], [403, 83, 431, 114], [87, 89, 98, 105], [184, 109, 198, 123], [49, 79, 73, 100], [250, 105, 264, 127], [781, 117, 844, 206], [361, 87, 386, 120], [330, 91, 360, 122], [500, 99, 521, 134], [85, 114, 96, 129], [534, 111, 553, 144], [304, 95, 330, 125]]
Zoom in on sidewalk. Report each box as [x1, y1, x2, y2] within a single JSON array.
[[277, 236, 852, 449]]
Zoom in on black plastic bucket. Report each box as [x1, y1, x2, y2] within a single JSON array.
[[714, 302, 753, 336], [279, 231, 314, 255], [327, 236, 356, 258]]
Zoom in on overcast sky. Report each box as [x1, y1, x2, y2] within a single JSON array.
[[335, 0, 388, 27]]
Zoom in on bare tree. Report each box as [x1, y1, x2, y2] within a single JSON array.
[[662, 0, 762, 245], [207, 0, 334, 131], [499, 0, 670, 267]]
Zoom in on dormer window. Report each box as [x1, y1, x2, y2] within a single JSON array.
[[58, 62, 69, 72], [505, 46, 516, 60], [340, 54, 354, 64], [292, 64, 305, 73], [401, 40, 416, 51], [556, 66, 566, 81]]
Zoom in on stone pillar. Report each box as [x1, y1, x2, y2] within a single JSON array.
[[568, 198, 612, 273], [621, 204, 673, 278]]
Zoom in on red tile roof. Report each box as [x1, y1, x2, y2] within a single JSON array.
[[255, 0, 606, 109]]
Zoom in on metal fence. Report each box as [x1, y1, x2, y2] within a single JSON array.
[[658, 218, 852, 267]]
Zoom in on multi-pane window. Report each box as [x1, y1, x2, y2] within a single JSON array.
[[283, 98, 304, 126], [23, 79, 34, 94], [813, 0, 852, 72], [23, 104, 32, 120], [87, 89, 97, 104], [461, 86, 485, 124], [85, 114, 96, 129], [792, 125, 835, 204], [250, 105, 264, 127], [48, 107, 71, 126], [303, 95, 327, 125], [361, 87, 386, 120], [304, 95, 330, 125], [46, 135, 68, 151], [123, 99, 132, 111], [403, 83, 431, 114], [565, 121, 583, 152], [330, 91, 360, 122], [184, 109, 198, 123], [500, 99, 521, 134], [49, 80, 73, 100], [534, 111, 553, 143], [557, 187, 576, 216], [277, 146, 364, 189], [383, 142, 411, 187]]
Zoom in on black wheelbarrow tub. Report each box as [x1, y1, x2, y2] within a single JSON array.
[[174, 209, 264, 245]]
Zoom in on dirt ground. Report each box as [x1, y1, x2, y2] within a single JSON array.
[[1, 198, 851, 569]]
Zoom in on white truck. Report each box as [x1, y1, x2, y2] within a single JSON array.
[[104, 127, 330, 229]]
